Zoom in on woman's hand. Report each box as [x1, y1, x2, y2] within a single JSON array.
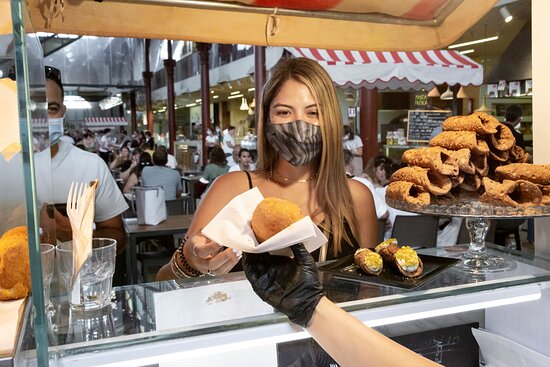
[[183, 233, 241, 275]]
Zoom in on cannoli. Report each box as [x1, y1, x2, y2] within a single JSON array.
[[472, 154, 489, 177], [487, 123, 515, 151], [442, 114, 497, 135], [489, 149, 509, 163], [354, 248, 383, 276], [390, 166, 452, 196], [450, 172, 465, 188], [509, 145, 529, 163], [538, 185, 550, 205], [385, 181, 431, 206], [429, 131, 490, 155], [459, 173, 482, 192], [402, 147, 459, 176], [375, 240, 423, 278], [374, 238, 398, 256], [471, 112, 501, 130], [480, 177, 543, 207], [448, 148, 476, 174], [495, 163, 550, 185]]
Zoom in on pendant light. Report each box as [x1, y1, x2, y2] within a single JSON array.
[[239, 97, 249, 110], [457, 86, 469, 99], [427, 87, 440, 98], [475, 24, 494, 114], [440, 86, 453, 100]]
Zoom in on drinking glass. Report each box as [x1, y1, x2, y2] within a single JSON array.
[[40, 243, 55, 309]]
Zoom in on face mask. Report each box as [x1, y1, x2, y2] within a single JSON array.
[[48, 117, 64, 144], [266, 119, 322, 167]]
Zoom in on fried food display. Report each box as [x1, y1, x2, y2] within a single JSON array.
[[442, 114, 497, 135], [402, 147, 459, 176], [390, 166, 451, 196], [354, 248, 383, 276], [251, 197, 304, 243], [480, 177, 542, 207], [0, 226, 30, 301], [495, 163, 550, 185], [374, 238, 423, 278], [429, 131, 490, 155]]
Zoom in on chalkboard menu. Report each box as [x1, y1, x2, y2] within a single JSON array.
[[407, 110, 451, 143]]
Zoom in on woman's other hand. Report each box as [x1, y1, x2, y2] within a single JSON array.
[[183, 233, 241, 275]]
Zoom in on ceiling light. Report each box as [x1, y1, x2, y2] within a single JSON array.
[[427, 87, 440, 98], [250, 98, 256, 108], [230, 91, 241, 95], [248, 87, 255, 92], [499, 6, 513, 23], [240, 97, 249, 111], [99, 96, 123, 110], [213, 95, 218, 99], [227, 94, 243, 100], [448, 36, 498, 49], [459, 49, 475, 55], [185, 103, 197, 108], [457, 86, 469, 99], [475, 96, 493, 113], [440, 86, 453, 100]]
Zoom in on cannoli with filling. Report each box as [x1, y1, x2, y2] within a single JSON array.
[[430, 131, 490, 155], [390, 166, 452, 196], [480, 177, 543, 207], [495, 163, 550, 185], [442, 114, 497, 135], [402, 147, 459, 176], [385, 181, 431, 206], [354, 248, 383, 276], [375, 240, 423, 278]]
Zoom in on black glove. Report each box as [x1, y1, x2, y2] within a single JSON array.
[[242, 243, 327, 328]]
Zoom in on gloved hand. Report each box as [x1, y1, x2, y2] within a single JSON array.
[[242, 243, 327, 328]]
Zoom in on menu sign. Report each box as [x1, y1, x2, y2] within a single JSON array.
[[407, 110, 450, 143]]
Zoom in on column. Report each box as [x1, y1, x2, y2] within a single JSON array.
[[142, 39, 153, 133], [197, 42, 212, 167], [164, 40, 176, 154], [254, 46, 266, 129], [130, 90, 137, 132], [359, 88, 379, 163]]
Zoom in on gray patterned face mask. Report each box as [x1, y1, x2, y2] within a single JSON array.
[[266, 119, 322, 166]]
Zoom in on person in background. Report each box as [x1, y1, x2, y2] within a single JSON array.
[[226, 144, 241, 167], [504, 104, 526, 150], [119, 148, 142, 184], [242, 244, 441, 367], [141, 141, 155, 161], [109, 145, 132, 171], [205, 128, 220, 157], [144, 130, 155, 148], [343, 149, 387, 221], [98, 128, 117, 165], [157, 145, 177, 169], [78, 129, 98, 152], [157, 57, 377, 280], [229, 148, 256, 172], [37, 65, 128, 284], [343, 124, 363, 177], [123, 152, 152, 194], [200, 145, 230, 188], [141, 149, 182, 200], [222, 125, 236, 158], [362, 155, 393, 188]]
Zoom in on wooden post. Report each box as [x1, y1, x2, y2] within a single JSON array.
[[254, 46, 266, 130], [164, 40, 176, 154], [142, 39, 153, 133], [197, 42, 212, 167], [359, 88, 379, 163], [130, 90, 137, 132]]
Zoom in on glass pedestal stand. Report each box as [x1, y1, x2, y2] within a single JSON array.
[[461, 217, 516, 273]]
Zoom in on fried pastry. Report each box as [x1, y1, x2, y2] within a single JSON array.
[[480, 177, 542, 207], [375, 240, 423, 278], [538, 185, 550, 205], [450, 172, 465, 188], [489, 149, 509, 162], [471, 112, 501, 130], [472, 154, 489, 177], [430, 131, 490, 155], [487, 123, 515, 151], [0, 226, 30, 301], [509, 145, 529, 163], [448, 148, 476, 174], [495, 163, 550, 185], [390, 166, 452, 196], [460, 173, 482, 192], [251, 197, 303, 243], [354, 248, 383, 276], [402, 147, 459, 176], [385, 181, 431, 206], [442, 114, 497, 135]]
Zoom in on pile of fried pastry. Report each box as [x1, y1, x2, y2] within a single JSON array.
[[0, 226, 30, 301], [386, 112, 550, 208]]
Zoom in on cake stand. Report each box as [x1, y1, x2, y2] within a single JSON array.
[[387, 198, 550, 274]]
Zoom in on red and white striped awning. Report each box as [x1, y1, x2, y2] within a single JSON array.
[[84, 117, 128, 129], [286, 48, 483, 91]]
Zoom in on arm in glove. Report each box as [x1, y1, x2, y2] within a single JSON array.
[[242, 243, 327, 328]]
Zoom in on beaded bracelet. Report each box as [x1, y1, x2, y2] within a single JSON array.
[[171, 239, 204, 279]]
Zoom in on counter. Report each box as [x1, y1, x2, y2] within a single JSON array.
[[15, 245, 550, 366]]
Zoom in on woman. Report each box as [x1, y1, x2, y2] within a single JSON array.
[[109, 145, 132, 171], [157, 57, 377, 280], [362, 155, 393, 188], [122, 152, 152, 193], [343, 125, 363, 177], [201, 146, 230, 186]]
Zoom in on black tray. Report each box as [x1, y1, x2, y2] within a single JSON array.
[[318, 253, 460, 289]]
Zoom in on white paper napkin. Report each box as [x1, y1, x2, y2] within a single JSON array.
[[202, 187, 327, 255]]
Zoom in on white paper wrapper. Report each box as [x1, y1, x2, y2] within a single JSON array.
[[202, 187, 327, 255]]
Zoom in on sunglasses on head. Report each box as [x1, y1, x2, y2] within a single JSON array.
[[45, 65, 62, 84]]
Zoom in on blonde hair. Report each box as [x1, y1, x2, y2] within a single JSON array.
[[257, 57, 359, 256]]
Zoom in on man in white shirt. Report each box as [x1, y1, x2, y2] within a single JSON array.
[[157, 145, 177, 169], [222, 126, 236, 157], [37, 66, 129, 283], [228, 148, 256, 172]]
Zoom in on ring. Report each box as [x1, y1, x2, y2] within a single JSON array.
[[192, 244, 199, 257], [207, 269, 214, 276]]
